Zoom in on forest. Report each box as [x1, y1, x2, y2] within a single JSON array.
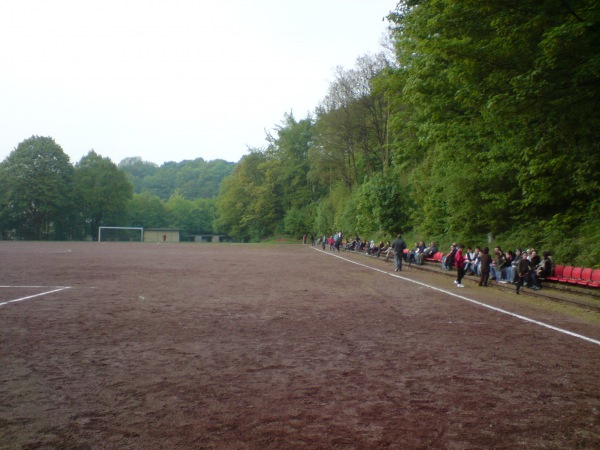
[[0, 138, 235, 241], [1, 0, 598, 266]]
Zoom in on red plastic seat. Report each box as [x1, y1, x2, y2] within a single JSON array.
[[425, 251, 443, 262], [546, 264, 564, 282], [568, 267, 583, 284], [558, 266, 573, 283], [589, 269, 600, 289], [578, 268, 593, 286]]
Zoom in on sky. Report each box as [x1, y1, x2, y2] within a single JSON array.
[[0, 0, 396, 166]]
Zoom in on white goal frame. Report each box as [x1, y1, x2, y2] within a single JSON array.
[[98, 226, 144, 243]]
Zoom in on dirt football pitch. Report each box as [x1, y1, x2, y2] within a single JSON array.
[[1, 241, 599, 449]]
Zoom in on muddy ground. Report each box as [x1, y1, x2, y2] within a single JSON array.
[[1, 242, 599, 449]]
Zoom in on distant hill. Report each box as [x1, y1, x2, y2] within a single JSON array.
[[119, 156, 236, 200]]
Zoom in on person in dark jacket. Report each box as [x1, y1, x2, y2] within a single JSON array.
[[478, 247, 492, 286], [535, 251, 553, 279], [391, 234, 407, 272], [442, 243, 457, 271], [516, 255, 532, 295]]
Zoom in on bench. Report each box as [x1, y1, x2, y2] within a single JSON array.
[[425, 251, 444, 263], [546, 265, 600, 289]]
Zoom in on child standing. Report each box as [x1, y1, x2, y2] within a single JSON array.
[[454, 244, 466, 287]]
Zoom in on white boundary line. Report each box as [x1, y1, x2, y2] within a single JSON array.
[[313, 247, 600, 347], [0, 285, 69, 288], [0, 287, 71, 307]]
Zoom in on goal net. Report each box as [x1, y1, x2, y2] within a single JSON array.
[[98, 227, 144, 242]]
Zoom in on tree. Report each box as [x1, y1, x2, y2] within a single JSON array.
[[266, 113, 322, 209], [386, 0, 600, 243], [119, 157, 159, 193], [74, 151, 133, 239], [121, 157, 236, 200], [165, 192, 215, 237], [356, 170, 412, 236], [0, 136, 74, 240], [215, 151, 278, 241], [312, 53, 392, 188], [127, 192, 168, 229]]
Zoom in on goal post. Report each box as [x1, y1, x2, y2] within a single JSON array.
[[98, 227, 144, 243]]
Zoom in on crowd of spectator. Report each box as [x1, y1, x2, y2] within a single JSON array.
[[437, 243, 553, 293], [312, 234, 554, 294]]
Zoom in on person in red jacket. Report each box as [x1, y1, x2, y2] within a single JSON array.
[[454, 244, 466, 288]]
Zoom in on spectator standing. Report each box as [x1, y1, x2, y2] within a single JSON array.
[[392, 234, 407, 272], [509, 249, 523, 283], [516, 255, 531, 295], [453, 244, 466, 287], [478, 247, 492, 286], [334, 231, 342, 252]]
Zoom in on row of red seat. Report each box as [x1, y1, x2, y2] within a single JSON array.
[[546, 265, 600, 288], [425, 251, 444, 262], [406, 248, 599, 289], [420, 252, 599, 289]]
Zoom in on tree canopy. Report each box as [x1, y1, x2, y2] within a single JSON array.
[[0, 136, 74, 240], [2, 2, 599, 266]]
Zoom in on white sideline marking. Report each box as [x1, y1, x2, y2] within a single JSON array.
[[0, 285, 68, 288], [0, 287, 71, 307], [313, 247, 600, 347]]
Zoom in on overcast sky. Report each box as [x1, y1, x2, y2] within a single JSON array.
[[1, 0, 395, 166]]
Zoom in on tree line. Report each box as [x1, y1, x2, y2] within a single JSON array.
[[216, 0, 599, 266], [1, 1, 598, 266], [0, 136, 235, 241]]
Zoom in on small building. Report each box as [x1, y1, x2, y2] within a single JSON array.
[[144, 228, 180, 243], [193, 234, 228, 243]]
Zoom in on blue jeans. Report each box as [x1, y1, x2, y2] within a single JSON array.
[[491, 265, 508, 281]]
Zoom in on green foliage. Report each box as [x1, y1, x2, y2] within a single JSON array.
[[311, 54, 393, 189], [0, 136, 74, 240], [120, 157, 236, 200], [356, 170, 412, 236], [313, 196, 336, 237], [74, 151, 133, 239], [380, 0, 600, 264], [165, 192, 215, 237], [128, 192, 167, 229], [283, 206, 313, 239], [3, 1, 598, 262], [215, 152, 276, 241]]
